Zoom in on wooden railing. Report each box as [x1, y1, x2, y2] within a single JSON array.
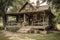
[[6, 21, 21, 27], [6, 21, 49, 28], [33, 22, 48, 26]]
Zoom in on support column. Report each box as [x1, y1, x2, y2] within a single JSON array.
[[23, 14, 26, 26], [43, 11, 45, 27], [43, 11, 45, 29], [43, 16, 44, 26], [47, 16, 49, 26], [24, 14, 26, 22]]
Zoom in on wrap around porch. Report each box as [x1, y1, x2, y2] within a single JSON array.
[[6, 11, 49, 29]]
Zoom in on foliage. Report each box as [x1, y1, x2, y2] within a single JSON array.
[[7, 0, 29, 13], [42, 0, 60, 14], [6, 27, 20, 32], [22, 21, 28, 26], [0, 0, 29, 13], [0, 27, 4, 30], [42, 0, 60, 9], [42, 0, 60, 22], [56, 13, 60, 22], [0, 0, 29, 30]]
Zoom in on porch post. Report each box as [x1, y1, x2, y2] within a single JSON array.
[[43, 11, 45, 29], [47, 15, 49, 26], [43, 15, 44, 26], [23, 14, 26, 26], [24, 14, 26, 22]]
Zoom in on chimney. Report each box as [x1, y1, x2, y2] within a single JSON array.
[[36, 0, 40, 8]]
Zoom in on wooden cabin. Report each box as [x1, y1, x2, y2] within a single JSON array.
[[3, 1, 55, 33]]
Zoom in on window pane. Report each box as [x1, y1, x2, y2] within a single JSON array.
[[8, 16, 16, 22]]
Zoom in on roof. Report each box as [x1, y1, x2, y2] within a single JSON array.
[[7, 2, 55, 17], [19, 2, 34, 12], [20, 6, 50, 13], [19, 2, 50, 13]]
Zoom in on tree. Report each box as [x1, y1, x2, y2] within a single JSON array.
[[42, 0, 60, 14], [42, 0, 60, 22], [0, 0, 29, 30], [7, 0, 29, 13], [42, 0, 60, 10]]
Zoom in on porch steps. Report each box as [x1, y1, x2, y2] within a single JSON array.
[[17, 27, 32, 33]]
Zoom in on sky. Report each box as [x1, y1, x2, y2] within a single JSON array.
[[30, 0, 47, 6]]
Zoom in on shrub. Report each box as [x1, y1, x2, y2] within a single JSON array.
[[0, 27, 4, 30], [6, 27, 20, 32]]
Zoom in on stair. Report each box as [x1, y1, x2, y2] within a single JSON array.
[[17, 26, 32, 33]]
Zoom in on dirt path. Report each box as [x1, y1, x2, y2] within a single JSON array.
[[3, 31, 36, 40]]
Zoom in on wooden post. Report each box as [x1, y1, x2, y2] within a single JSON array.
[[43, 12, 45, 27], [34, 30, 37, 34], [32, 14, 33, 26], [23, 14, 26, 27], [43, 11, 45, 29], [47, 16, 49, 26], [24, 14, 26, 22]]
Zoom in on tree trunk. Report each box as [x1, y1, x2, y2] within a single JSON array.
[[2, 14, 7, 31], [2, 7, 7, 31]]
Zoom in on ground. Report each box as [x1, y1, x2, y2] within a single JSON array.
[[0, 23, 60, 40], [0, 31, 60, 40], [0, 31, 9, 40]]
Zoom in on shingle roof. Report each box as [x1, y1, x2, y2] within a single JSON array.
[[19, 2, 50, 13], [20, 5, 49, 13], [6, 1, 55, 17]]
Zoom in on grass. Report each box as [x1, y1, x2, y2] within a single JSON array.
[[0, 32, 9, 40], [18, 32, 60, 40], [0, 23, 60, 40], [6, 27, 20, 32], [0, 32, 60, 40]]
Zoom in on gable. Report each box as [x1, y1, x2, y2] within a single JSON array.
[[19, 2, 34, 13], [18, 2, 55, 17]]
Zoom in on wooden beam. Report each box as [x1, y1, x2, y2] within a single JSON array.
[[47, 15, 49, 26]]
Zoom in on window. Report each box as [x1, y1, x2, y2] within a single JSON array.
[[7, 16, 16, 22]]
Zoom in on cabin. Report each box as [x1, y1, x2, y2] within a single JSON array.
[[3, 0, 55, 34]]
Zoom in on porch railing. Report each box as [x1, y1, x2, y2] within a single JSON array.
[[6, 21, 49, 28], [33, 22, 48, 26]]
